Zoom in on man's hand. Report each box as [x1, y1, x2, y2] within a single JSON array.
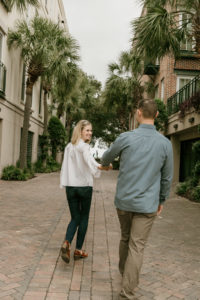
[[157, 204, 163, 215]]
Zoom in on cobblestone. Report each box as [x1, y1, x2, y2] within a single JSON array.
[[0, 171, 200, 299]]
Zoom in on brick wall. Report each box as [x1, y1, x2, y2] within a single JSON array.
[[141, 54, 200, 105]]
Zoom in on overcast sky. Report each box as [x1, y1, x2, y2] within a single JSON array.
[[63, 0, 142, 86]]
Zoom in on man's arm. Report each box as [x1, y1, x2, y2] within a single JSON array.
[[159, 142, 174, 205], [101, 133, 127, 166]]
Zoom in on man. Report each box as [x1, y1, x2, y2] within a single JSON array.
[[101, 99, 173, 299]]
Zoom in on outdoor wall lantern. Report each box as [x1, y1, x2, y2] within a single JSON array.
[[188, 117, 195, 123], [173, 124, 178, 130]]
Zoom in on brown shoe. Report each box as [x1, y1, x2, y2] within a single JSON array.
[[61, 241, 70, 263], [74, 249, 88, 260]]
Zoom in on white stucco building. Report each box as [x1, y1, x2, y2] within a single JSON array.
[[0, 0, 68, 175]]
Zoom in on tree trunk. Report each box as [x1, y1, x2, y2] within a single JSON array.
[[129, 109, 137, 130], [19, 86, 33, 169], [43, 90, 48, 135], [66, 117, 72, 143]]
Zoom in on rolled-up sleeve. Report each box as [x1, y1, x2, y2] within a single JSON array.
[[101, 133, 127, 166], [159, 142, 174, 204]]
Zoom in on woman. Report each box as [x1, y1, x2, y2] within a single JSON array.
[[60, 120, 109, 263]]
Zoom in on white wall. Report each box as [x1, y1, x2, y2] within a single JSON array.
[[0, 0, 68, 174]]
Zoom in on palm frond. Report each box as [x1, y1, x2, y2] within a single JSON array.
[[7, 0, 39, 11], [132, 5, 186, 59]]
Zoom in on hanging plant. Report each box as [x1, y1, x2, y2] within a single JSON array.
[[179, 91, 200, 119]]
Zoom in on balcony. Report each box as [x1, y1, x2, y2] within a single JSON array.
[[179, 50, 198, 59], [143, 59, 160, 75], [167, 75, 200, 116], [0, 62, 6, 98]]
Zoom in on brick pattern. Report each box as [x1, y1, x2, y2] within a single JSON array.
[[142, 54, 200, 104], [0, 172, 200, 299], [175, 58, 200, 71]]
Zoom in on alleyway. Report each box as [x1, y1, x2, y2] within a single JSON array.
[[0, 171, 200, 300]]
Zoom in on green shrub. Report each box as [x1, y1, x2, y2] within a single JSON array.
[[192, 186, 200, 202], [176, 182, 189, 195], [194, 161, 200, 177], [154, 99, 168, 132], [34, 156, 61, 173], [48, 116, 66, 160], [192, 140, 200, 157], [1, 165, 33, 181], [176, 140, 200, 202], [46, 156, 60, 169], [187, 176, 199, 188]]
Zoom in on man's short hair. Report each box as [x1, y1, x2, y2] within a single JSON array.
[[138, 99, 158, 119]]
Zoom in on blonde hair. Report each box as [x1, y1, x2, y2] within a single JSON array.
[[71, 120, 92, 145]]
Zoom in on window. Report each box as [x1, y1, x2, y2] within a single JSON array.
[[161, 78, 165, 100], [39, 83, 43, 114], [176, 76, 194, 91], [179, 13, 194, 51], [0, 31, 3, 60], [154, 85, 159, 99]]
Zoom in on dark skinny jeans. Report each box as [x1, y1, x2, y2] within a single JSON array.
[[65, 186, 93, 250]]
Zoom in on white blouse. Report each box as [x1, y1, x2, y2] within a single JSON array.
[[60, 139, 101, 188]]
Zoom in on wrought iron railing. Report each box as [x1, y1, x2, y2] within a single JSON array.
[[167, 75, 200, 116], [0, 61, 6, 97]]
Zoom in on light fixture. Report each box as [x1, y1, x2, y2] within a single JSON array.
[[188, 117, 195, 123]]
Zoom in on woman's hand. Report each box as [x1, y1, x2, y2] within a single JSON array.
[[98, 164, 113, 171]]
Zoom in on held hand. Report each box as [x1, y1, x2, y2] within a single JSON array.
[[157, 204, 163, 215], [98, 164, 113, 171]]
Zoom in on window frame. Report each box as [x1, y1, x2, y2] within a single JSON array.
[[176, 75, 194, 91], [0, 31, 3, 60], [161, 78, 165, 101], [179, 12, 195, 51]]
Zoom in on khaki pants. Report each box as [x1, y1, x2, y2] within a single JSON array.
[[117, 209, 156, 300]]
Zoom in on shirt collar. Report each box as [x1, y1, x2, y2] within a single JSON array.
[[139, 124, 156, 130]]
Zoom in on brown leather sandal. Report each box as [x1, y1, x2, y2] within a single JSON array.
[[61, 241, 70, 263], [74, 249, 88, 260]]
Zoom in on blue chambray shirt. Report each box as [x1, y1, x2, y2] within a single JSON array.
[[101, 124, 173, 213]]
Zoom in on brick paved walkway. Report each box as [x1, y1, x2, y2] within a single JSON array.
[[0, 171, 200, 300]]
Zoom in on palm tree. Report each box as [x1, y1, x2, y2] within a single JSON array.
[[104, 50, 144, 130], [7, 16, 79, 169], [5, 0, 39, 11], [132, 0, 200, 60], [41, 51, 79, 134]]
